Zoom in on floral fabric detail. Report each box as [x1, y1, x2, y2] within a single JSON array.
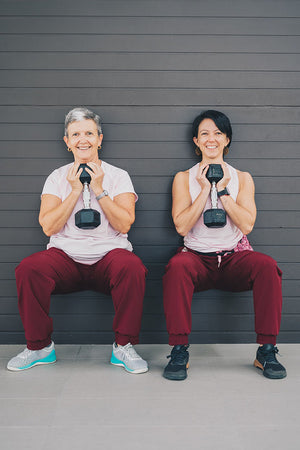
[[234, 235, 253, 252]]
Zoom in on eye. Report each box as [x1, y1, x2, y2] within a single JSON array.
[[72, 132, 79, 137]]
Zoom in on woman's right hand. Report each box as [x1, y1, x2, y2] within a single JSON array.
[[196, 163, 211, 191], [67, 162, 83, 194]]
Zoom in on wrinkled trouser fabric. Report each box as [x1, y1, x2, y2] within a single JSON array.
[[16, 247, 147, 350], [163, 249, 282, 346]]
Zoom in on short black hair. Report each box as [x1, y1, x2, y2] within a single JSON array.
[[192, 110, 232, 148]]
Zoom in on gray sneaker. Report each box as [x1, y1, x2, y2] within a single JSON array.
[[110, 342, 148, 374], [7, 341, 56, 372]]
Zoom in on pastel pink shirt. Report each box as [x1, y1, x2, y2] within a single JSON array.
[[184, 162, 243, 253], [42, 161, 137, 264]]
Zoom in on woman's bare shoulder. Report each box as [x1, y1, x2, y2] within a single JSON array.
[[236, 169, 255, 189]]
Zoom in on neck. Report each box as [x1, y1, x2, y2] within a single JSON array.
[[201, 156, 224, 165], [75, 156, 101, 165]]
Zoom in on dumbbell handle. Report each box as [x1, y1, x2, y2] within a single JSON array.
[[82, 182, 91, 209], [210, 181, 218, 209]]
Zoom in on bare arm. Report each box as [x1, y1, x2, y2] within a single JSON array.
[[86, 162, 135, 234], [39, 163, 83, 236], [172, 165, 211, 236], [96, 192, 135, 234], [217, 166, 256, 235]]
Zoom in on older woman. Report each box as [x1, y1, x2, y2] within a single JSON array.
[[163, 110, 286, 381], [7, 107, 148, 374]]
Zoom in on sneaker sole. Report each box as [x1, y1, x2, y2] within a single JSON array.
[[163, 363, 189, 381], [254, 359, 287, 379], [110, 354, 148, 374], [7, 351, 57, 372]]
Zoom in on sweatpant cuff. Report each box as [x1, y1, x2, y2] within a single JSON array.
[[256, 334, 277, 345], [27, 337, 52, 351], [115, 332, 139, 346], [169, 334, 189, 346]]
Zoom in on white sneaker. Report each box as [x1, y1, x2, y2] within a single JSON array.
[[110, 342, 148, 374], [7, 341, 56, 372]]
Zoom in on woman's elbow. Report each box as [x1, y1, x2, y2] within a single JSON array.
[[241, 221, 255, 235], [175, 224, 188, 237]]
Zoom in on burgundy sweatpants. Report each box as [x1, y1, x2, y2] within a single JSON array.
[[15, 247, 147, 350], [163, 249, 283, 346]]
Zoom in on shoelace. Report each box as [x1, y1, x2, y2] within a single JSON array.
[[167, 345, 189, 364], [121, 343, 140, 360], [17, 348, 33, 359], [263, 346, 279, 364]]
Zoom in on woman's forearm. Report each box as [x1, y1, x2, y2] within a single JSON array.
[[39, 191, 82, 236], [97, 196, 134, 234], [173, 187, 210, 236], [219, 195, 256, 235]]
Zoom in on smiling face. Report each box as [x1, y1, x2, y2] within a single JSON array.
[[193, 118, 230, 163], [63, 119, 103, 163]]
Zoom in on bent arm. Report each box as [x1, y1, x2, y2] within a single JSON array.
[[172, 171, 210, 236], [97, 192, 136, 234], [39, 191, 81, 236], [218, 171, 256, 235]]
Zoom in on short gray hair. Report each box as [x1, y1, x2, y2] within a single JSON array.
[[64, 107, 102, 137]]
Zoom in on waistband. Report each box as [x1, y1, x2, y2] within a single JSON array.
[[184, 247, 235, 257]]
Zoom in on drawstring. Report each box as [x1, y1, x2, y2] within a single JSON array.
[[217, 255, 222, 268]]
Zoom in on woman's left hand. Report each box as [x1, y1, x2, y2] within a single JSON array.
[[217, 163, 231, 191], [85, 162, 105, 196]]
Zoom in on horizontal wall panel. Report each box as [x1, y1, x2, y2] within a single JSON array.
[[1, 140, 300, 161], [1, 106, 299, 125], [1, 157, 300, 177], [1, 70, 299, 89], [1, 210, 299, 230], [2, 331, 299, 345], [0, 244, 299, 265], [2, 53, 300, 71], [1, 87, 300, 107], [1, 0, 300, 17], [1, 294, 299, 316], [1, 17, 300, 35], [1, 311, 299, 332], [2, 35, 300, 53], [0, 175, 298, 195], [0, 193, 298, 216], [2, 123, 300, 143], [1, 226, 300, 247], [0, 260, 300, 282], [1, 224, 300, 246]]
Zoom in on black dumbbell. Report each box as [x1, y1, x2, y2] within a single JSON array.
[[75, 163, 100, 229], [203, 164, 226, 228]]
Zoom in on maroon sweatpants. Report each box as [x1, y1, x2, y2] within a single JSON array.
[[163, 249, 283, 346], [15, 247, 147, 350]]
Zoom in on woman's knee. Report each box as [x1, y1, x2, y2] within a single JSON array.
[[165, 253, 195, 276]]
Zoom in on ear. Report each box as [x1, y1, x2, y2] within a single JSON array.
[[193, 136, 199, 146], [98, 134, 103, 146], [63, 135, 69, 147]]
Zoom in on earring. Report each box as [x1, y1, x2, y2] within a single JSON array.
[[98, 146, 101, 150], [67, 148, 72, 152]]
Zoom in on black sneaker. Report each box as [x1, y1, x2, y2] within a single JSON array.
[[254, 344, 287, 379], [163, 344, 190, 381]]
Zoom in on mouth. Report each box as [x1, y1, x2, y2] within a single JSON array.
[[77, 146, 91, 151]]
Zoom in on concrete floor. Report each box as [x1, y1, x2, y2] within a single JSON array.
[[0, 343, 299, 450]]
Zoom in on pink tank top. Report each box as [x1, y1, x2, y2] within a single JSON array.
[[184, 162, 243, 253]]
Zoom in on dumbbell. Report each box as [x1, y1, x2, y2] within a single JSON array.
[[203, 164, 226, 228], [75, 163, 100, 229]]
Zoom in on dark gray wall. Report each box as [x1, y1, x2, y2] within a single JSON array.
[[0, 0, 299, 344]]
